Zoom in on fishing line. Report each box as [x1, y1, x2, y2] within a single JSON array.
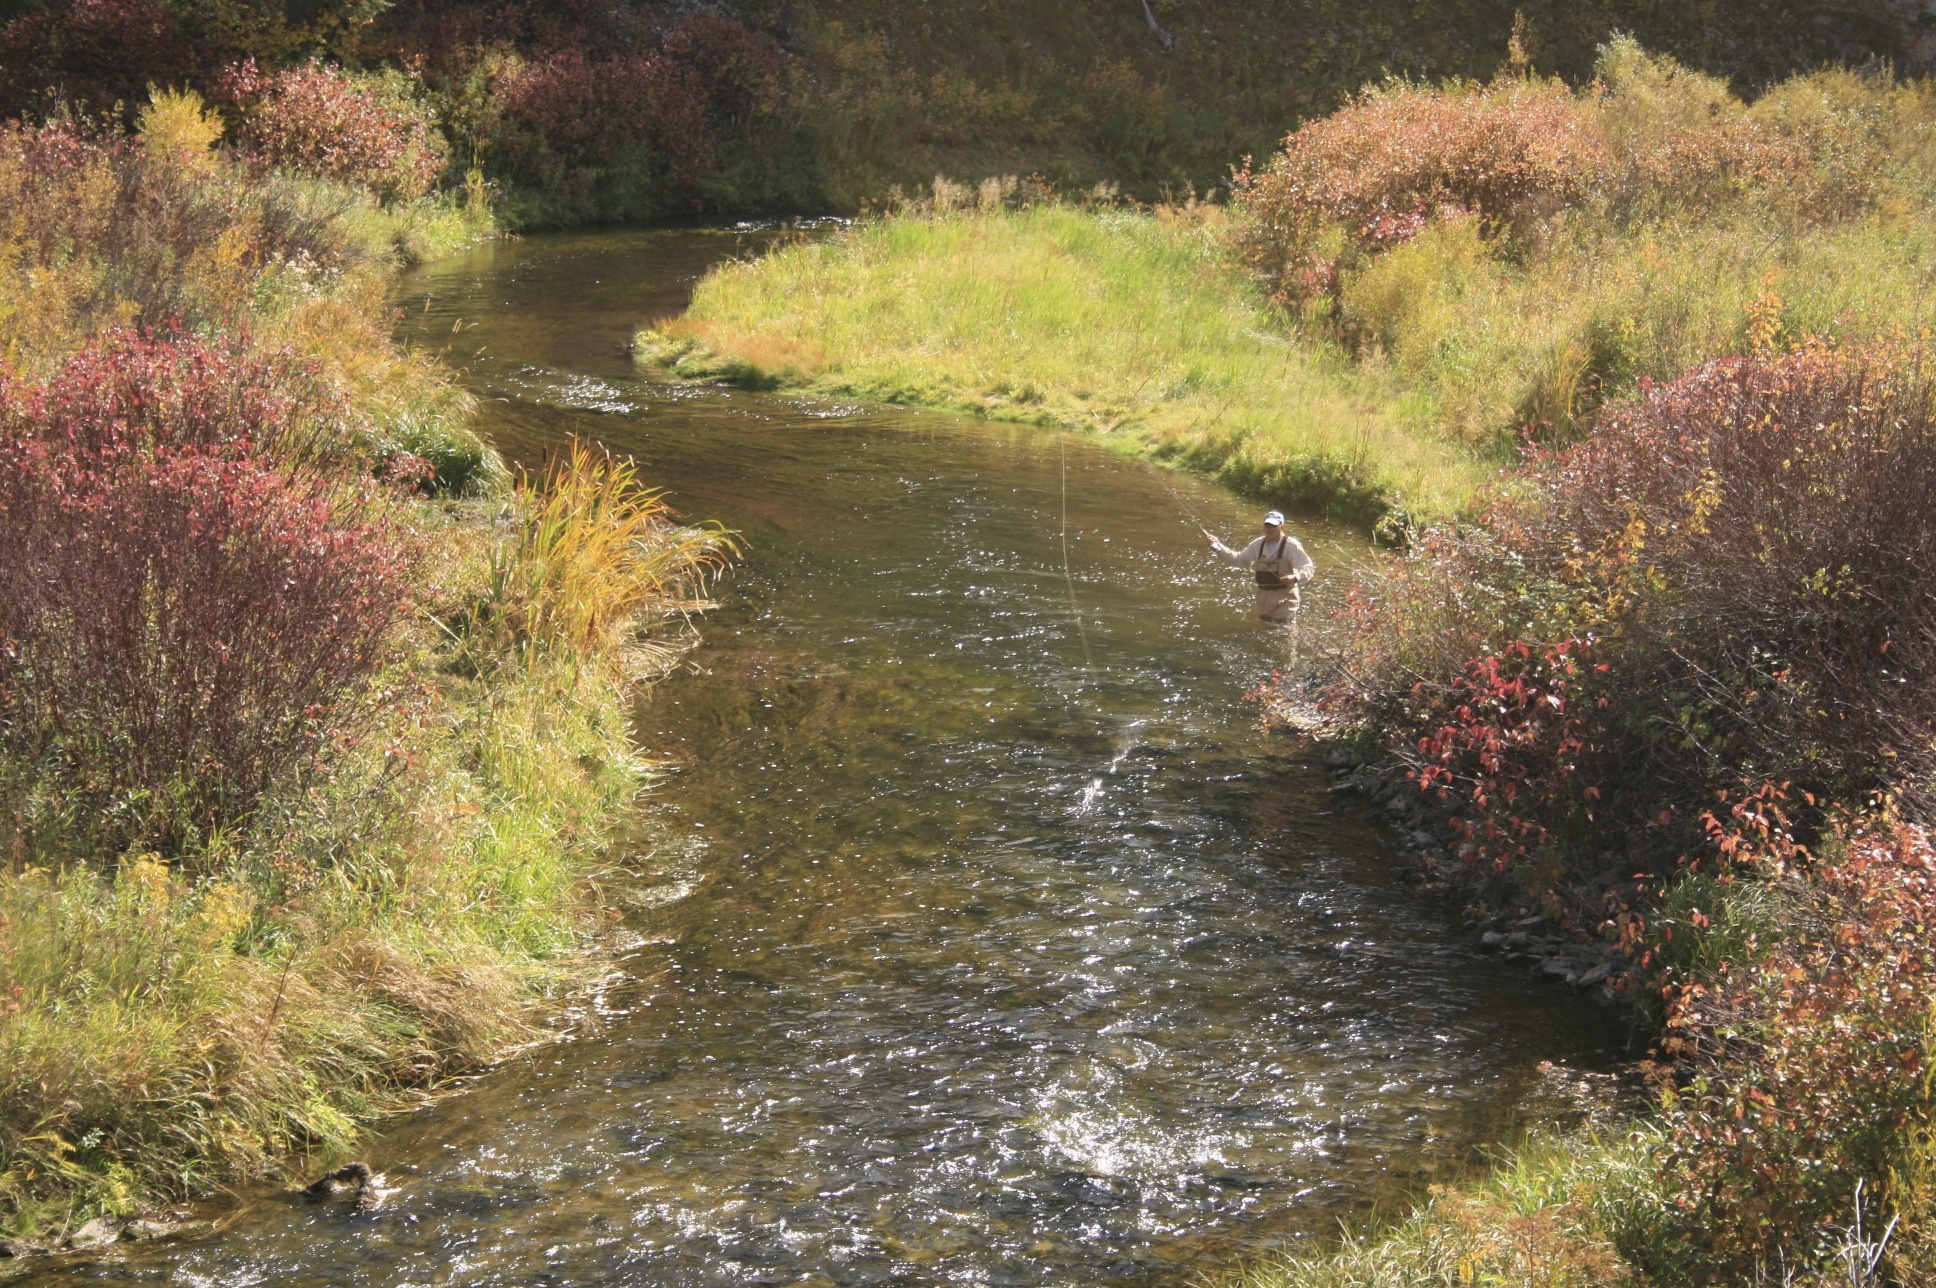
[[1059, 435, 1095, 672], [1158, 469, 1215, 536]]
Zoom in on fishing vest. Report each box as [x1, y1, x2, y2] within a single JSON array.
[[1254, 536, 1297, 590]]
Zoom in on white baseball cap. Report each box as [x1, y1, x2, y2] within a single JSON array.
[[1263, 510, 1285, 526]]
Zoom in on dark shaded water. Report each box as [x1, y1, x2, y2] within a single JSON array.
[[31, 229, 1623, 1286]]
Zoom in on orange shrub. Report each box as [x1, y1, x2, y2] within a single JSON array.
[[1611, 114, 1877, 224], [1232, 78, 1606, 305], [1659, 818, 1936, 1280]]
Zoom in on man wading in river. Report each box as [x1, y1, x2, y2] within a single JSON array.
[[1205, 510, 1314, 624]]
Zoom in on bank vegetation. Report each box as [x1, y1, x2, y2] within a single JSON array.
[[0, 90, 729, 1245], [1241, 41, 1936, 1288]]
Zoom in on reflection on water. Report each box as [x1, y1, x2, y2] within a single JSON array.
[[25, 230, 1625, 1287]]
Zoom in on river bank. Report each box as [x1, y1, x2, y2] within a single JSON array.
[[1237, 47, 1936, 1288], [0, 99, 728, 1247]]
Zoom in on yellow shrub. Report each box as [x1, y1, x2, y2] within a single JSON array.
[[136, 88, 223, 172]]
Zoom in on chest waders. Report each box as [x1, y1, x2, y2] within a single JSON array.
[[1253, 536, 1296, 589]]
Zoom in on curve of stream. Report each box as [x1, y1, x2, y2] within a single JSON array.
[[29, 229, 1622, 1287]]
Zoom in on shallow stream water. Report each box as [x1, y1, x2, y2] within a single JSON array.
[[30, 228, 1623, 1286]]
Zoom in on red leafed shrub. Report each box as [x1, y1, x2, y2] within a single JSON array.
[[1233, 78, 1606, 305], [426, 10, 791, 221], [1658, 819, 1936, 1278], [0, 334, 405, 848], [1328, 345, 1936, 909], [9, 327, 350, 463], [1410, 638, 1613, 897], [222, 59, 447, 202], [488, 48, 715, 202], [662, 13, 789, 128], [1532, 345, 1936, 810]]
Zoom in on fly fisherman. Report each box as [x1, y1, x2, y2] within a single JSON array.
[[1204, 510, 1314, 624]]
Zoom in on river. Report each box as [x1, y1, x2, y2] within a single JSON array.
[[28, 228, 1623, 1287]]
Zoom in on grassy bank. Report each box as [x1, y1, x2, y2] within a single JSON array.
[[0, 96, 727, 1243], [640, 198, 1477, 524], [1229, 1131, 1671, 1288]]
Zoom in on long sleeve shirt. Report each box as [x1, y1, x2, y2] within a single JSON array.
[[1212, 534, 1315, 583]]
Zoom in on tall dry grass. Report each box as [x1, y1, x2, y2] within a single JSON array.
[[470, 438, 736, 679]]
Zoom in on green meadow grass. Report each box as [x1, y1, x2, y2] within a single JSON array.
[[646, 201, 1485, 525], [652, 186, 1936, 531], [1339, 211, 1936, 449]]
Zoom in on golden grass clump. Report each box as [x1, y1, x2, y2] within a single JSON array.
[[1226, 1132, 1661, 1288], [474, 437, 737, 676]]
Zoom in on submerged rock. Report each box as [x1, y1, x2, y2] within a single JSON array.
[[65, 1218, 120, 1249], [302, 1161, 392, 1213]]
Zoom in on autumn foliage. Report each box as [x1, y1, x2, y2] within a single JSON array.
[[0, 115, 362, 365], [0, 0, 185, 119], [1658, 819, 1936, 1279], [220, 59, 447, 201], [1310, 334, 1936, 1280], [1233, 78, 1603, 303], [1332, 344, 1936, 911], [1232, 45, 1897, 310], [468, 13, 790, 219], [0, 333, 405, 849]]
